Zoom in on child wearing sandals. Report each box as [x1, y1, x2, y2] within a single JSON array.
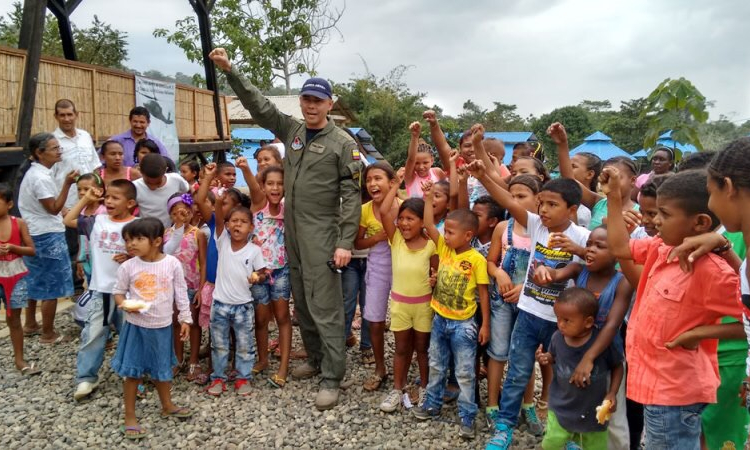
[[0, 184, 38, 376], [163, 193, 206, 381], [112, 218, 193, 439], [379, 168, 437, 412], [355, 162, 401, 392], [236, 156, 292, 388], [204, 179, 267, 397]]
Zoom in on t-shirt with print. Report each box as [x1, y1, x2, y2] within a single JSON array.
[[78, 214, 135, 293], [213, 230, 267, 305], [431, 235, 489, 321], [133, 173, 189, 227], [548, 329, 623, 433], [518, 213, 590, 323]]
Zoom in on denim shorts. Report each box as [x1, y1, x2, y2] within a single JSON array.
[[487, 298, 519, 361], [250, 266, 290, 305], [0, 277, 28, 310]]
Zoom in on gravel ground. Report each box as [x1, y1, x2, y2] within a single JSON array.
[[0, 311, 542, 449]]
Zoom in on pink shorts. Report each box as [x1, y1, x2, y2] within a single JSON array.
[[199, 282, 214, 328]]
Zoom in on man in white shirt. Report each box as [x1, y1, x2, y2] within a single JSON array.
[[51, 99, 102, 293], [51, 99, 102, 209]]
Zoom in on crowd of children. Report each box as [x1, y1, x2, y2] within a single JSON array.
[[3, 112, 750, 449]]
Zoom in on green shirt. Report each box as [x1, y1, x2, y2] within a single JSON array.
[[717, 230, 748, 363]]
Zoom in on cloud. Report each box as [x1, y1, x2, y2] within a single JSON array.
[[2, 0, 748, 122]]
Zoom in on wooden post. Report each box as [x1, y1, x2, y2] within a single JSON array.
[[47, 0, 81, 61], [16, 0, 48, 151]]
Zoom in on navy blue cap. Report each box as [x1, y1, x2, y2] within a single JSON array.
[[300, 77, 332, 99]]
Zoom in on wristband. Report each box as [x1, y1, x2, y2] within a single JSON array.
[[711, 236, 732, 255]]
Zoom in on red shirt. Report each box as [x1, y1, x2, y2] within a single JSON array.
[[626, 237, 742, 406]]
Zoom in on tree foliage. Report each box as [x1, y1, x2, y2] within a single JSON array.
[[154, 0, 344, 93], [642, 77, 709, 156], [529, 106, 593, 166], [335, 66, 428, 167], [0, 2, 128, 69]]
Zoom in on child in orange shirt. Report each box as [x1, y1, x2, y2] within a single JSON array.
[[603, 167, 743, 450]]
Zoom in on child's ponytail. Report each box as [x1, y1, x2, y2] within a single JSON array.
[[709, 137, 750, 190]]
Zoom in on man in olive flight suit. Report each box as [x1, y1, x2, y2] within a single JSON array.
[[209, 48, 362, 410]]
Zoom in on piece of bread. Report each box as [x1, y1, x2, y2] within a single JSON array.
[[122, 299, 148, 311], [596, 399, 613, 424]]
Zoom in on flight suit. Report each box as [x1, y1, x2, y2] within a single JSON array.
[[225, 69, 362, 388]]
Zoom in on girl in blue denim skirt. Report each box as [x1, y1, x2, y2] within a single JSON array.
[[238, 156, 292, 389]]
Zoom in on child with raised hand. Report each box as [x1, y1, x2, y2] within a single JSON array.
[[412, 180, 489, 441], [0, 184, 37, 375], [64, 179, 138, 401], [99, 140, 141, 183], [237, 155, 292, 388], [602, 166, 743, 450], [404, 121, 445, 198], [550, 122, 637, 230], [71, 173, 106, 287], [112, 217, 193, 439], [378, 167, 437, 413], [215, 161, 237, 191], [355, 162, 401, 392], [467, 124, 591, 449], [536, 287, 624, 450], [163, 193, 206, 381], [484, 174, 544, 429], [204, 190, 267, 397]]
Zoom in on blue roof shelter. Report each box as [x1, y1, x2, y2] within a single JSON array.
[[655, 130, 698, 155], [632, 149, 648, 158], [482, 132, 537, 164], [570, 131, 634, 160]]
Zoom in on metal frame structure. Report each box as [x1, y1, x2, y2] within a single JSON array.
[[14, 0, 226, 155]]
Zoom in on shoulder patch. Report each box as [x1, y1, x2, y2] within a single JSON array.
[[291, 136, 304, 151], [352, 149, 361, 161]]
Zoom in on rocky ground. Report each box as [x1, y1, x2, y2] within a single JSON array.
[[0, 310, 543, 449]]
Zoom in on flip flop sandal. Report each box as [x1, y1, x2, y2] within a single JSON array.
[[268, 339, 279, 352], [40, 334, 72, 345], [19, 363, 42, 376], [363, 373, 387, 391], [185, 364, 203, 382], [161, 406, 193, 419], [120, 425, 148, 440], [251, 364, 268, 376], [268, 373, 286, 389], [193, 372, 210, 386]]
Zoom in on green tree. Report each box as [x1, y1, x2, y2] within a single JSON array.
[[600, 98, 650, 152], [336, 65, 428, 167], [154, 0, 344, 93], [699, 116, 750, 152], [530, 106, 593, 167], [0, 2, 128, 69], [579, 99, 614, 131], [485, 102, 527, 131], [642, 77, 709, 158]]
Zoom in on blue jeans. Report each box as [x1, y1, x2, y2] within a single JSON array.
[[423, 314, 478, 423], [497, 309, 558, 427], [644, 403, 706, 450], [342, 258, 371, 350], [76, 291, 121, 384], [210, 299, 256, 381], [487, 299, 519, 361]]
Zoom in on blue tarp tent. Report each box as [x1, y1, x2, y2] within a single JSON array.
[[655, 130, 698, 155], [632, 149, 648, 158], [570, 131, 634, 160]]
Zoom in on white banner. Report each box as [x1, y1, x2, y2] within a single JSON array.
[[134, 76, 179, 161]]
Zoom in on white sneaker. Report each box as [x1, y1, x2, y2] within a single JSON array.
[[380, 389, 402, 413], [73, 381, 99, 401]]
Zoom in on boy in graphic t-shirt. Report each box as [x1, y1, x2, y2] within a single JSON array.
[[465, 125, 591, 450], [411, 181, 489, 441], [64, 179, 138, 401]]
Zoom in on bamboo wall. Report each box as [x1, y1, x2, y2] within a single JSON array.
[[0, 46, 230, 145]]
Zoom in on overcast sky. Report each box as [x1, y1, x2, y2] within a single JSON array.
[[3, 0, 749, 122]]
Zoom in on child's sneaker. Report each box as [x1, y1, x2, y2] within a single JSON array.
[[564, 441, 583, 450], [412, 404, 440, 420], [521, 404, 544, 436], [205, 379, 226, 396], [235, 379, 252, 396], [485, 408, 500, 430], [73, 381, 99, 401], [486, 423, 513, 450], [458, 417, 475, 440], [379, 389, 401, 413]]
